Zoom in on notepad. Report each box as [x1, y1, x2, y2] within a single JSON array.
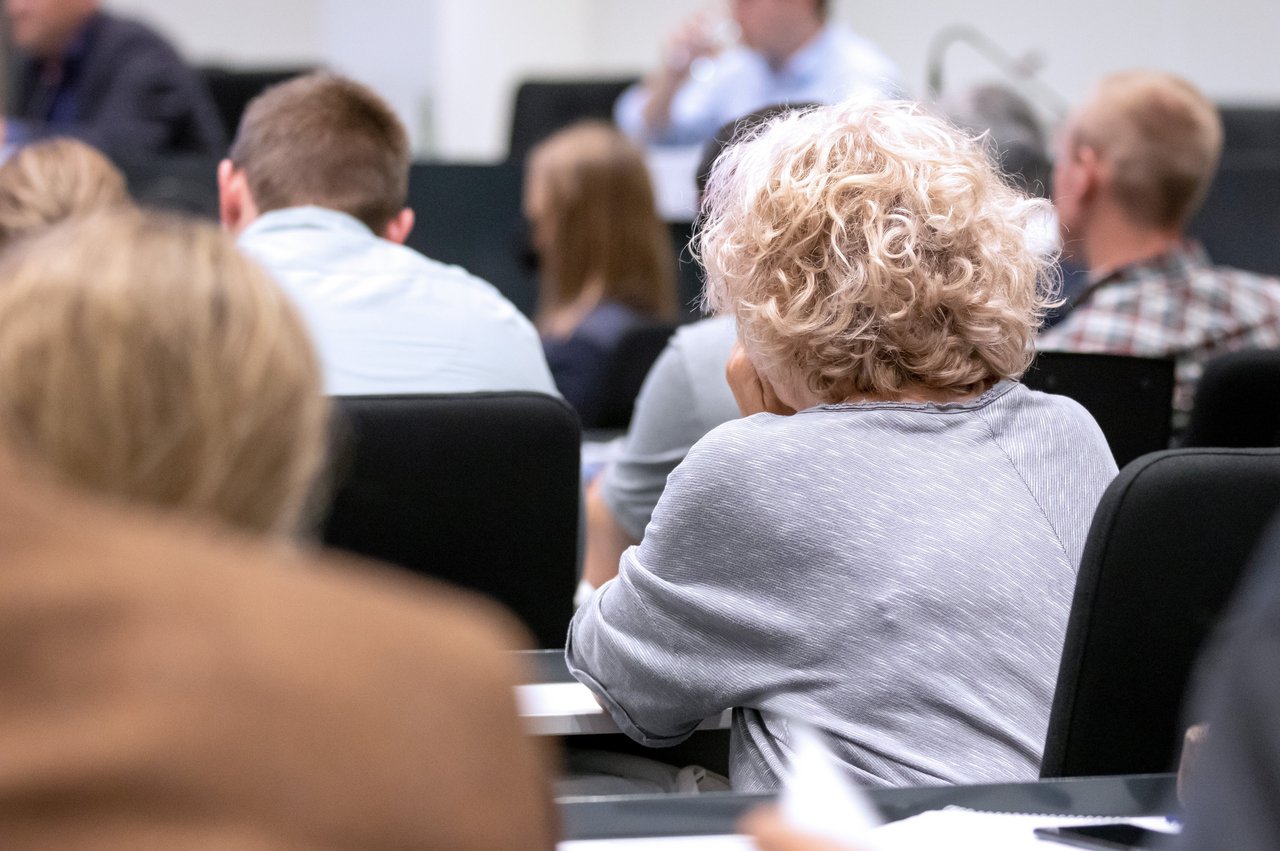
[[866, 808, 1178, 851], [558, 836, 752, 850], [555, 811, 1178, 850]]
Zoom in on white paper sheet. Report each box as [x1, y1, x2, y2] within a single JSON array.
[[556, 809, 1177, 850], [515, 682, 733, 736], [869, 808, 1178, 851], [779, 724, 882, 846], [559, 836, 752, 850], [517, 682, 607, 719]]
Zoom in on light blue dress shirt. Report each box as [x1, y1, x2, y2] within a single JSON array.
[[239, 206, 558, 398], [615, 23, 902, 146]]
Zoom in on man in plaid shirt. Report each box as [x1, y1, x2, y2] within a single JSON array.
[[1037, 71, 1280, 424]]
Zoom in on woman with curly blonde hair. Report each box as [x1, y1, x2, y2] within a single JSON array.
[[568, 100, 1117, 790]]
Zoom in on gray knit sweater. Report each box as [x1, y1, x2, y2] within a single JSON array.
[[567, 380, 1117, 790]]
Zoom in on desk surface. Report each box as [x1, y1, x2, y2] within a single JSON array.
[[558, 773, 1177, 841], [515, 650, 732, 737], [518, 648, 577, 684]]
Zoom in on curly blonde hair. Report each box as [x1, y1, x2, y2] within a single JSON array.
[[0, 209, 329, 535], [700, 99, 1056, 402]]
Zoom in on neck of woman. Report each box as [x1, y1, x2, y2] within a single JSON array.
[[836, 379, 996, 407]]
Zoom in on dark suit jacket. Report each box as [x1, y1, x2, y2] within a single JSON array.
[[8, 11, 226, 161], [0, 462, 557, 850]]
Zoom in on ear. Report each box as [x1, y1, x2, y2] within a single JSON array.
[[1073, 145, 1105, 206], [217, 160, 259, 236], [381, 207, 415, 245]]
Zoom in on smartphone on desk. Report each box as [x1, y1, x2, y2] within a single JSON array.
[[1034, 823, 1168, 849]]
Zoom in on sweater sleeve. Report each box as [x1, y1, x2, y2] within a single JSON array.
[[567, 417, 792, 745], [598, 333, 711, 539]]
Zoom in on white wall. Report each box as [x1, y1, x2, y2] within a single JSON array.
[[107, 0, 326, 65], [321, 0, 439, 154], [103, 0, 1280, 160]]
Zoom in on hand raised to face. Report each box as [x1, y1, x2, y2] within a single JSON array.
[[726, 342, 797, 417]]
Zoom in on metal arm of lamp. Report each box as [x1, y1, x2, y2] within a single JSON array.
[[926, 24, 1070, 121]]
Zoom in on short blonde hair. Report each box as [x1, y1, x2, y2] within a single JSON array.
[[701, 99, 1054, 402], [0, 138, 128, 247], [0, 209, 329, 535], [1072, 70, 1223, 229], [526, 121, 676, 322]]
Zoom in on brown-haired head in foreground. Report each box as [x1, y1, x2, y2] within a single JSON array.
[[1069, 70, 1223, 230], [0, 137, 129, 248], [227, 72, 410, 233], [525, 120, 677, 325], [700, 99, 1055, 402], [0, 208, 329, 535]]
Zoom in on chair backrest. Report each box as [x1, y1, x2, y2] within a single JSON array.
[[405, 161, 535, 317], [403, 164, 705, 323], [199, 66, 313, 146], [1216, 105, 1280, 168], [507, 78, 638, 165], [1181, 348, 1280, 448], [319, 393, 581, 648], [1022, 352, 1175, 468], [1188, 160, 1280, 277], [1041, 448, 1280, 777], [585, 322, 681, 431], [116, 154, 219, 218]]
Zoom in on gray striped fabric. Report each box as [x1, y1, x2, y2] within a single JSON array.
[[567, 380, 1118, 791]]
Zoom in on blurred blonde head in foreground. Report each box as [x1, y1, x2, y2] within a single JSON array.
[[0, 137, 129, 248], [0, 208, 329, 534]]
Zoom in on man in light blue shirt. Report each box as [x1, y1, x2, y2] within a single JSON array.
[[615, 0, 901, 146], [218, 73, 557, 397]]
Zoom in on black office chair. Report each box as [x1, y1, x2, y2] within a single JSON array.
[[1216, 105, 1280, 168], [1188, 161, 1280, 277], [1041, 447, 1280, 777], [199, 66, 314, 146], [585, 322, 681, 431], [405, 162, 535, 316], [319, 392, 581, 648], [1022, 352, 1175, 468], [115, 154, 220, 218], [507, 78, 638, 165], [1181, 349, 1280, 448]]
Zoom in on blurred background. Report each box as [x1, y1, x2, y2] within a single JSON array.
[[87, 0, 1280, 161]]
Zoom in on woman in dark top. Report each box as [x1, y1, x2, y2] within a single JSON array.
[[524, 121, 676, 423]]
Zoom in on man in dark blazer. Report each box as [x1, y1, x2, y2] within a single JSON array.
[[4, 0, 225, 161]]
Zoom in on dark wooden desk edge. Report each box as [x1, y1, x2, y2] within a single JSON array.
[[558, 773, 1178, 840]]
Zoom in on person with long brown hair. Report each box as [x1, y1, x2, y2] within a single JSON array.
[[525, 121, 677, 422]]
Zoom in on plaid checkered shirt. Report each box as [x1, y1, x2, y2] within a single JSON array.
[[1036, 243, 1280, 418]]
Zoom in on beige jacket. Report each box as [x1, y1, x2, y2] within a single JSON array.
[[0, 467, 557, 850]]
